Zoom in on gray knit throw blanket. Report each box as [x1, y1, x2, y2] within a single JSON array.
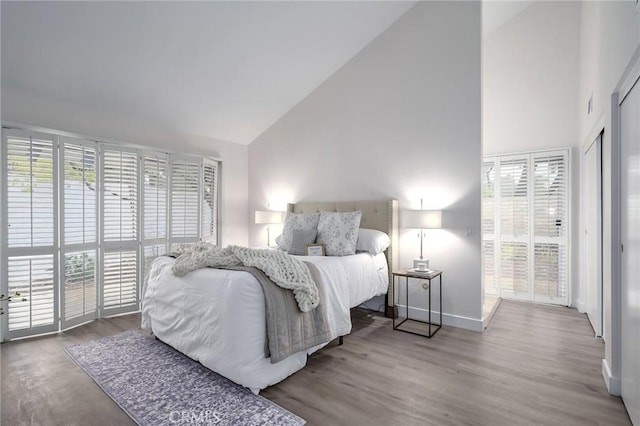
[[170, 243, 319, 312]]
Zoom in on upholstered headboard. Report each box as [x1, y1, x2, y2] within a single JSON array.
[[287, 200, 399, 314]]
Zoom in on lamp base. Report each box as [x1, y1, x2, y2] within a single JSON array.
[[413, 258, 430, 269]]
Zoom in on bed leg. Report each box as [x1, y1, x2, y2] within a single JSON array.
[[338, 336, 343, 346]]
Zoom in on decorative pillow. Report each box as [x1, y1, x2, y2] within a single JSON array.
[[356, 228, 391, 255], [316, 211, 362, 256], [288, 229, 318, 256], [276, 212, 321, 252]]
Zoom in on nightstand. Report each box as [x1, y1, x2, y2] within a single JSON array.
[[391, 269, 443, 338]]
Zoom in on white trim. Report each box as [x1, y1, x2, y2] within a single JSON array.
[[603, 358, 621, 395], [397, 305, 484, 332]]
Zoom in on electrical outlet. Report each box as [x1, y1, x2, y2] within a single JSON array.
[[465, 226, 474, 236]]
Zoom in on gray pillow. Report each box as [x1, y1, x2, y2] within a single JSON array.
[[288, 229, 318, 255], [276, 212, 321, 251]]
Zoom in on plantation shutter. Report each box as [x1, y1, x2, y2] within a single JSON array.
[[101, 146, 139, 315], [533, 152, 568, 304], [483, 150, 569, 306], [482, 160, 498, 295], [2, 129, 58, 339], [201, 159, 218, 245], [498, 157, 530, 299], [143, 154, 168, 272], [61, 138, 98, 327], [169, 157, 200, 249]]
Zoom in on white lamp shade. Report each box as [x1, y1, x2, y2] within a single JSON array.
[[402, 210, 442, 229], [255, 210, 284, 225]]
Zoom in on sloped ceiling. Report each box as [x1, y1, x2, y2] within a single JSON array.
[[482, 0, 535, 36], [1, 1, 415, 145]]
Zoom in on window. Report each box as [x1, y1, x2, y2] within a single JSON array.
[[1, 127, 220, 341], [482, 150, 569, 305]]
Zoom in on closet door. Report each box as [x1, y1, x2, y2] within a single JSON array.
[[583, 134, 603, 337], [620, 76, 640, 426]]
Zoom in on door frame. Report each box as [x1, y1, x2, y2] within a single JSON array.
[[581, 130, 603, 338]]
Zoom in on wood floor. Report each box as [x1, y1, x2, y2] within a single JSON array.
[[1, 300, 631, 426]]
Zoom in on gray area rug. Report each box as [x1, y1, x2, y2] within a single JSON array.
[[65, 329, 305, 426]]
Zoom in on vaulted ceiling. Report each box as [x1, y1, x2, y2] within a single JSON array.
[[1, 1, 415, 145]]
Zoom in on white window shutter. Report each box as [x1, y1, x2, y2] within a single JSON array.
[[103, 149, 138, 242], [498, 157, 530, 298], [63, 250, 97, 322], [170, 157, 200, 243], [143, 154, 169, 273], [201, 159, 218, 245], [3, 130, 58, 338], [101, 146, 140, 315], [482, 160, 498, 295], [483, 151, 569, 305], [63, 142, 97, 245], [61, 139, 98, 327], [533, 152, 569, 303], [6, 135, 55, 248], [103, 250, 138, 310]]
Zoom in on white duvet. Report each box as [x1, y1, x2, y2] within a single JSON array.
[[141, 252, 388, 393]]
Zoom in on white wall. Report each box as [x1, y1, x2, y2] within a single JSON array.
[[248, 1, 483, 329], [483, 2, 580, 154], [482, 1, 581, 305], [578, 0, 640, 394], [1, 86, 249, 246]]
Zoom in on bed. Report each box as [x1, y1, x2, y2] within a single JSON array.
[[141, 200, 398, 393]]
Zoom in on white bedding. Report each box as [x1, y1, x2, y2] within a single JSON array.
[[141, 252, 388, 393]]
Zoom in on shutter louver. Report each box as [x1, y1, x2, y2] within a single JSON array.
[[7, 255, 55, 331], [201, 160, 218, 245], [482, 161, 496, 235], [103, 250, 138, 309], [483, 240, 497, 295], [500, 242, 529, 296], [500, 158, 529, 237], [534, 155, 567, 238], [104, 149, 138, 242], [63, 143, 97, 245], [144, 155, 168, 241], [143, 154, 169, 274], [64, 251, 96, 321], [171, 159, 200, 240], [7, 136, 54, 248]]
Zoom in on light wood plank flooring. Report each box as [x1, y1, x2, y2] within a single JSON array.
[[1, 300, 631, 425]]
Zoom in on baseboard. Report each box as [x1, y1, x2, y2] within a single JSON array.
[[602, 358, 621, 395], [575, 299, 586, 314], [397, 306, 483, 332]]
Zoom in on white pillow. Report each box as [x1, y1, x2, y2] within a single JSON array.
[[276, 212, 320, 252], [356, 228, 391, 255], [316, 211, 362, 256]]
